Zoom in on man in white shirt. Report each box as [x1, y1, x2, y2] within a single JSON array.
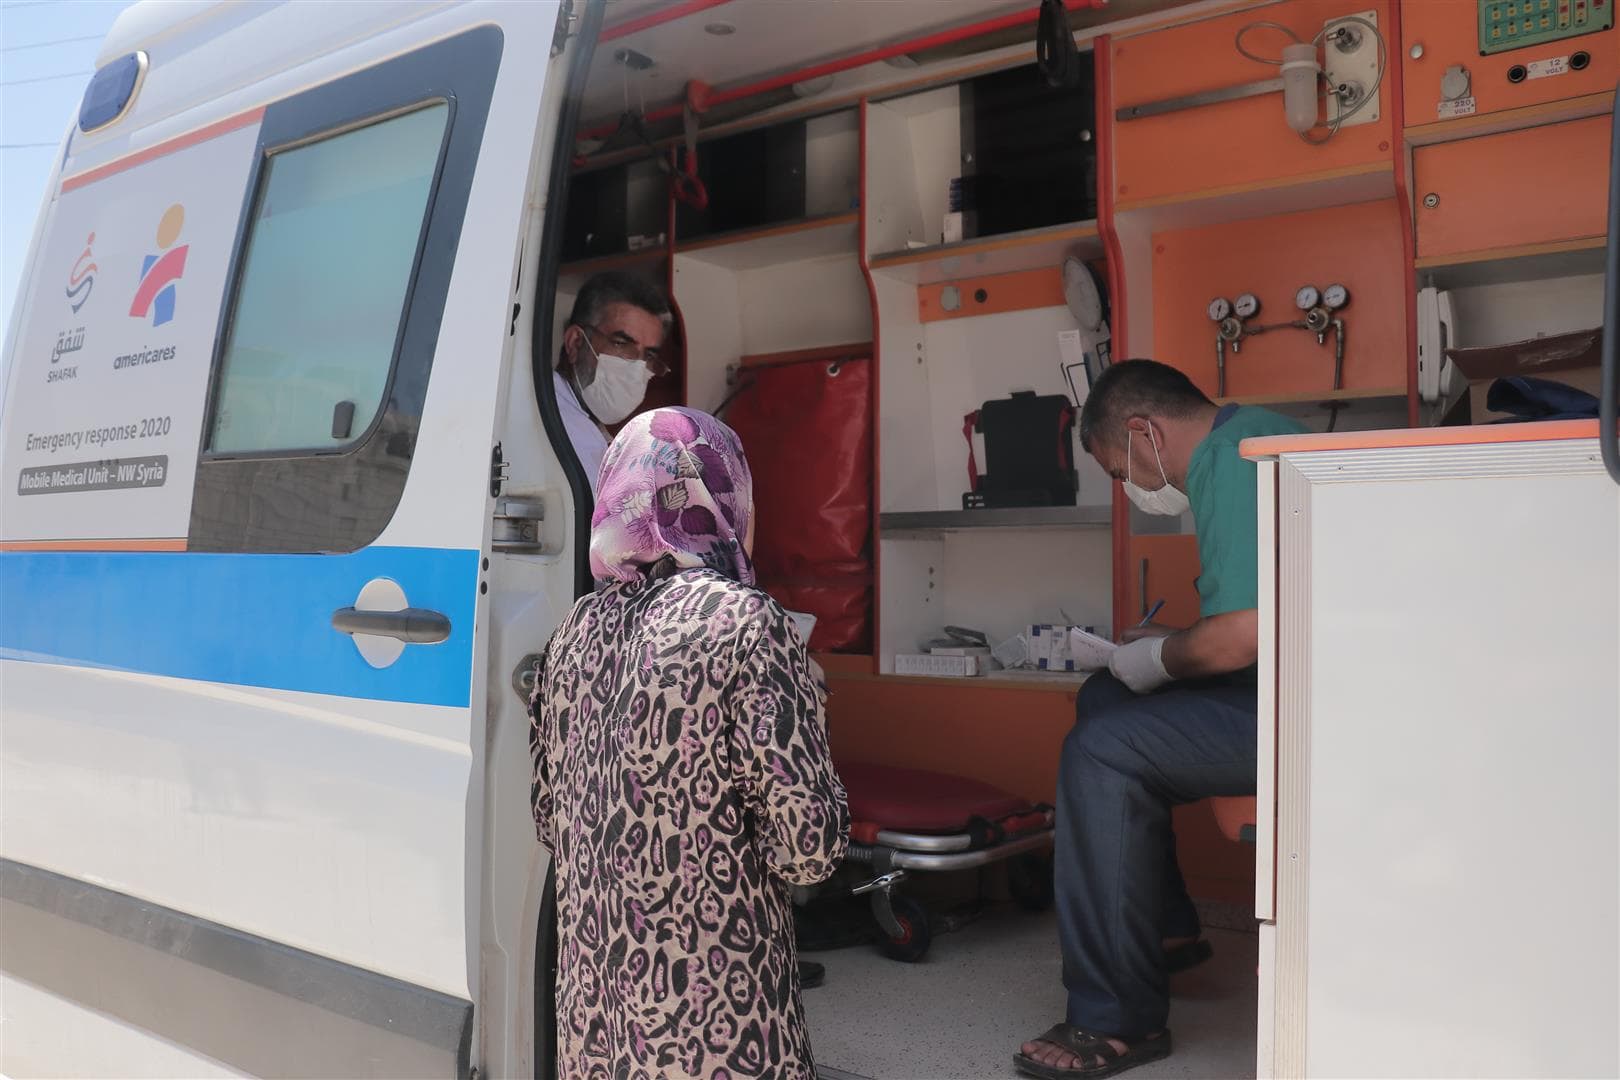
[[555, 271, 672, 494]]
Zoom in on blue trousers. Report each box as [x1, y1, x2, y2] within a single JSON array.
[[1056, 671, 1257, 1038]]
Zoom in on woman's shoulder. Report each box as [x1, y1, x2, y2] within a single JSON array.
[[656, 570, 791, 635]]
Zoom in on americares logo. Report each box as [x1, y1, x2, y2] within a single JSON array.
[[129, 203, 189, 327], [65, 232, 97, 313]]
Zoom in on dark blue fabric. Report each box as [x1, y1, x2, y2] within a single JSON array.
[[1211, 402, 1241, 429], [1055, 672, 1256, 1037], [1486, 376, 1600, 423]]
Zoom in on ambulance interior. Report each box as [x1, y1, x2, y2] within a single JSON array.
[[543, 1, 1615, 1076]]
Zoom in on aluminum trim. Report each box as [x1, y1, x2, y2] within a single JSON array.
[[0, 858, 473, 1070]]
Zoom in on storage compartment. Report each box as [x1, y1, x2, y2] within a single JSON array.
[[1414, 115, 1611, 259], [1110, 0, 1395, 208], [676, 110, 859, 241], [960, 58, 1097, 239], [866, 60, 1098, 260], [1440, 271, 1605, 423], [561, 157, 668, 261]]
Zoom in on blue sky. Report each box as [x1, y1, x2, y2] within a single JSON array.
[[2, 0, 133, 354]]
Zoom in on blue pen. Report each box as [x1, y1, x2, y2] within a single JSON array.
[[1139, 599, 1165, 626]]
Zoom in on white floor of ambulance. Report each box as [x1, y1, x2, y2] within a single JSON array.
[[806, 908, 1258, 1080]]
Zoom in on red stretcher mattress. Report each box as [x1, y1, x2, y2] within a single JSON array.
[[838, 761, 1034, 835]]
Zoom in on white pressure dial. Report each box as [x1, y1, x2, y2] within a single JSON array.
[[1295, 285, 1321, 311], [1322, 283, 1349, 310], [1207, 297, 1232, 321], [1234, 293, 1260, 319]]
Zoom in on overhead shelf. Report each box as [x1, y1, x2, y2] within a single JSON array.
[[675, 213, 860, 271], [558, 246, 668, 285], [1114, 161, 1396, 232], [1216, 386, 1408, 407], [868, 220, 1103, 285], [1415, 237, 1604, 289], [881, 505, 1111, 536]]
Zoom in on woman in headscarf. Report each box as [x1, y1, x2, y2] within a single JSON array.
[[530, 406, 849, 1080]]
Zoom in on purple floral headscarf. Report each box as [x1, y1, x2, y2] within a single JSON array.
[[590, 407, 755, 586]]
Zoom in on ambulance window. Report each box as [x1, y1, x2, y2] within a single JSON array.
[[188, 24, 502, 553], [209, 104, 448, 454]]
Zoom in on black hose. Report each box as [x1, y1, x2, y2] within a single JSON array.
[[1601, 81, 1620, 486], [1036, 0, 1084, 89], [532, 0, 607, 601]]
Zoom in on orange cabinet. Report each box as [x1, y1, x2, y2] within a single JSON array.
[[1111, 0, 1395, 207], [1127, 533, 1202, 629], [1150, 199, 1409, 399], [1413, 115, 1611, 259], [1402, 0, 1618, 130]]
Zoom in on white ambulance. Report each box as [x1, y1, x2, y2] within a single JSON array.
[[3, 0, 1617, 1078]]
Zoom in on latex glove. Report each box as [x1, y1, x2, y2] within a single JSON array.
[[1109, 635, 1171, 694]]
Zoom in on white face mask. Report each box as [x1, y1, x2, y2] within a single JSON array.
[[1122, 426, 1190, 516], [574, 332, 652, 426]]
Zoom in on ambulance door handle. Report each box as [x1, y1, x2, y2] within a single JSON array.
[[331, 607, 451, 644]]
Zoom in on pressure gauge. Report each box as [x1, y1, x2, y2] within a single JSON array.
[[1234, 293, 1260, 319], [1322, 283, 1349, 310], [1207, 297, 1232, 321], [1294, 285, 1321, 311]]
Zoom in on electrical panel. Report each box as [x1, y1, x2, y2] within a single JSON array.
[[1478, 0, 1614, 55]]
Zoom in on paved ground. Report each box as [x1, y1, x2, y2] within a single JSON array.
[[806, 906, 1257, 1080]]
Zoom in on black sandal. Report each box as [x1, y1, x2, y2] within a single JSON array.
[[1013, 1023, 1171, 1080]]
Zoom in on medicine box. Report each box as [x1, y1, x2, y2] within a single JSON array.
[[1030, 623, 1099, 671], [895, 653, 981, 678]]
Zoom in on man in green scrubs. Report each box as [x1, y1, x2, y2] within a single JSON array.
[[1017, 359, 1304, 1079]]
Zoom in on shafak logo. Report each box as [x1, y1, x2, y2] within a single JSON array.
[[65, 232, 97, 313], [129, 203, 189, 327]]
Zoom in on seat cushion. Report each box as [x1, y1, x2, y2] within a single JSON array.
[[838, 761, 1031, 834]]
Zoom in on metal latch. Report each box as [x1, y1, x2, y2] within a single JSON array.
[[550, 0, 575, 57], [492, 497, 547, 552], [513, 652, 545, 704]]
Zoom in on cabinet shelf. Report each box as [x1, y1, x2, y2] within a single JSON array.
[[1415, 237, 1605, 289], [1114, 162, 1395, 232], [676, 213, 859, 271], [854, 671, 1090, 693], [868, 220, 1103, 285], [880, 506, 1111, 536], [1215, 386, 1408, 407], [1404, 91, 1615, 147], [558, 246, 668, 285]]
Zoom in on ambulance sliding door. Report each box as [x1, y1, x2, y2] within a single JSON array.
[[0, 22, 534, 1077]]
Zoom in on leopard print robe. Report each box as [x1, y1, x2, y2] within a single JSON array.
[[531, 568, 849, 1080]]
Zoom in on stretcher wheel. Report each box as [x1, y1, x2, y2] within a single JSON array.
[[1007, 853, 1054, 912], [878, 894, 932, 963]]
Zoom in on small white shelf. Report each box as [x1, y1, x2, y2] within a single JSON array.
[[881, 505, 1112, 536], [676, 213, 859, 271], [868, 220, 1103, 285]]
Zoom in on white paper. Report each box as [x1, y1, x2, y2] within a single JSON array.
[[1067, 627, 1118, 671], [786, 610, 817, 645]]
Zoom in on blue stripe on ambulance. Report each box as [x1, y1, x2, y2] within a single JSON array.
[[0, 547, 478, 707]]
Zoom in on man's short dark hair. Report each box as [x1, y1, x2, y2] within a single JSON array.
[[566, 270, 672, 332], [1078, 359, 1213, 452]]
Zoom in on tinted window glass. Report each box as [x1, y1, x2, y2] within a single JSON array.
[[209, 104, 447, 454]]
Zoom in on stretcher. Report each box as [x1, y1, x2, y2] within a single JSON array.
[[837, 761, 1056, 961]]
